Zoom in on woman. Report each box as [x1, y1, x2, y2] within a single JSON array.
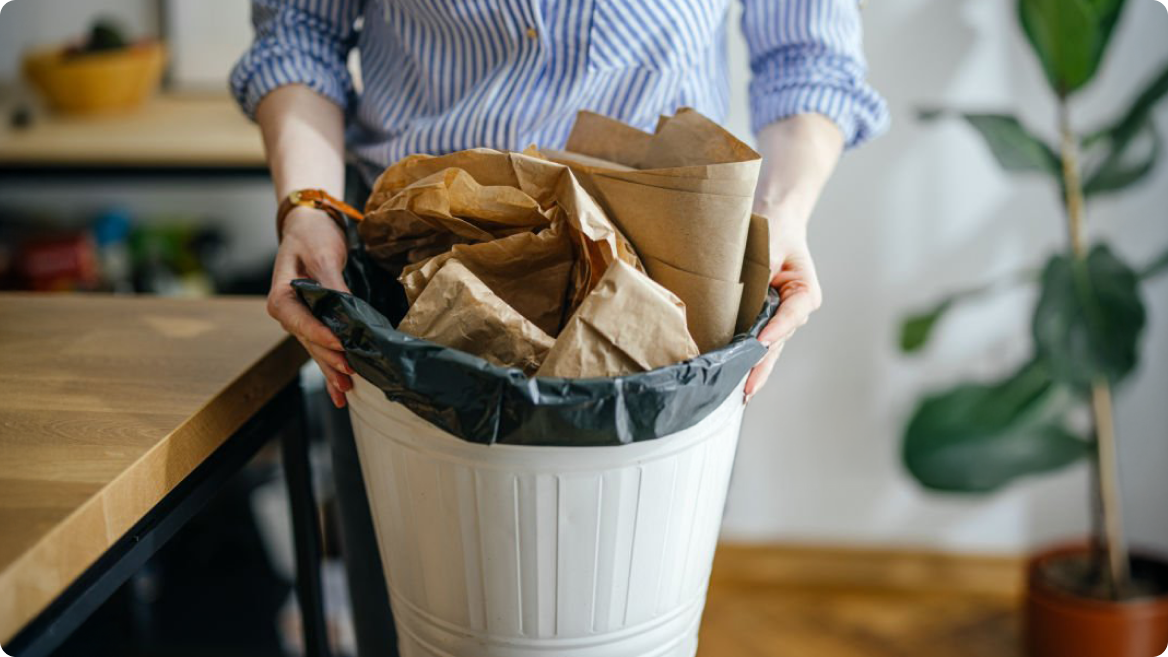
[[234, 4, 886, 653], [232, 0, 887, 407]]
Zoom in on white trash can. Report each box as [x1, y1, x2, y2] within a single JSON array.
[[347, 374, 747, 657]]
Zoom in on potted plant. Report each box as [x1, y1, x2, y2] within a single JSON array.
[[898, 1, 1168, 655]]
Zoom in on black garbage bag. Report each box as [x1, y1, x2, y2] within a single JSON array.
[[292, 248, 777, 447]]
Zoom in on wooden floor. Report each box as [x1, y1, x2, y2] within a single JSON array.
[[697, 545, 1024, 657]]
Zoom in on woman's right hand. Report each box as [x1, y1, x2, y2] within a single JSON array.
[[267, 206, 354, 408]]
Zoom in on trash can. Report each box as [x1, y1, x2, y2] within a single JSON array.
[[294, 274, 776, 657], [347, 373, 747, 657]]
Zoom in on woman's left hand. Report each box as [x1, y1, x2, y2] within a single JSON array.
[[744, 114, 842, 402], [744, 215, 822, 401]]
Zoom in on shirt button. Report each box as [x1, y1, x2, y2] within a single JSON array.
[[525, 27, 538, 39]]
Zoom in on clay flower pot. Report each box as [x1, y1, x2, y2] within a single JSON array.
[[1026, 543, 1168, 657]]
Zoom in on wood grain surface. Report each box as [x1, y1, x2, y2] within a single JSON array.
[[0, 293, 305, 643], [0, 93, 265, 167], [698, 544, 1024, 657]]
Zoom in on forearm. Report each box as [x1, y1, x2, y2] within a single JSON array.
[[255, 84, 347, 203], [753, 113, 845, 235]]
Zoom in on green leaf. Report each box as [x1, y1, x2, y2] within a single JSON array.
[[1033, 245, 1147, 389], [903, 360, 1089, 493], [1085, 61, 1168, 155], [87, 18, 129, 52], [1081, 62, 1168, 195], [1018, 0, 1126, 97], [900, 301, 951, 353], [965, 114, 1062, 173], [920, 110, 1060, 174], [1084, 119, 1161, 195], [899, 268, 1042, 353], [1141, 245, 1168, 280]]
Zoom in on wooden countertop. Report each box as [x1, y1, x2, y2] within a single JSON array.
[[0, 293, 305, 643], [0, 93, 267, 168]]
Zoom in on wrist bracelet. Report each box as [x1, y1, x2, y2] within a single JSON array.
[[276, 189, 365, 241]]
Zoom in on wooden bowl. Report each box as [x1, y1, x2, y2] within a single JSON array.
[[23, 41, 166, 114]]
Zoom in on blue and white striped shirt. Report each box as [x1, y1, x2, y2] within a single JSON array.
[[232, 0, 888, 184]]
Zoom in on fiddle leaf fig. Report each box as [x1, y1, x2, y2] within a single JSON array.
[[899, 268, 1042, 353], [1084, 61, 1168, 155], [1018, 0, 1125, 97], [1033, 245, 1146, 389], [900, 301, 950, 353], [1082, 62, 1168, 195], [1142, 245, 1168, 280], [921, 110, 1059, 175], [903, 360, 1088, 493], [1084, 119, 1160, 195]]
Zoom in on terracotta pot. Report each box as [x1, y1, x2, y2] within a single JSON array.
[[1026, 543, 1168, 657]]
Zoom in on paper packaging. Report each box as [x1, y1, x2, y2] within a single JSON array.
[[543, 109, 770, 352], [360, 148, 641, 320], [537, 260, 700, 378], [738, 214, 772, 335], [399, 220, 574, 336], [397, 259, 555, 376], [364, 146, 705, 377]]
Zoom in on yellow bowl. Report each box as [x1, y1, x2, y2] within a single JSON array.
[[23, 41, 166, 114]]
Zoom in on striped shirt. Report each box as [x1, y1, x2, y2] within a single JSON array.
[[231, 0, 888, 184]]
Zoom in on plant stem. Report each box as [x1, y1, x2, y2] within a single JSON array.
[[1087, 439, 1106, 587], [1091, 379, 1129, 597], [1058, 106, 1086, 257], [1059, 102, 1131, 598]]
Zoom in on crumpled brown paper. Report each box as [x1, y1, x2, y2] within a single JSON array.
[[361, 148, 640, 320], [361, 147, 678, 374], [358, 110, 762, 377], [543, 109, 769, 353], [399, 220, 574, 337], [397, 259, 555, 375], [537, 260, 700, 378]]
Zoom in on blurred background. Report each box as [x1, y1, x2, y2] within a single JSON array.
[[1, 0, 1165, 655]]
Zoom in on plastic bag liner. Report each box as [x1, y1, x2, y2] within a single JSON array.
[[291, 249, 777, 447]]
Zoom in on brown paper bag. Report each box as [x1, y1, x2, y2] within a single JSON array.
[[641, 255, 744, 353], [543, 108, 765, 352], [400, 221, 574, 336], [361, 148, 640, 319], [737, 214, 772, 334], [397, 260, 554, 375], [537, 260, 700, 378]]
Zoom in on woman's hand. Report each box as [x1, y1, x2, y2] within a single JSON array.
[[268, 206, 354, 408], [745, 114, 842, 402], [254, 85, 350, 406], [744, 216, 822, 401]]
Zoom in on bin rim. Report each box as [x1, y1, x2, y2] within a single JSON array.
[[293, 278, 777, 446]]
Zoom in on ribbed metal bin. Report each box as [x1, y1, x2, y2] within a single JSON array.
[[348, 374, 746, 657]]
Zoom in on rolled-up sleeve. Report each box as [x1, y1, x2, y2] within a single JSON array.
[[742, 0, 889, 148], [230, 0, 362, 119]]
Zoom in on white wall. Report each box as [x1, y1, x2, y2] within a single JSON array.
[[0, 0, 157, 80], [723, 0, 1168, 554]]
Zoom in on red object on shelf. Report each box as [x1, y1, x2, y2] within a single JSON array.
[[17, 234, 100, 291]]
